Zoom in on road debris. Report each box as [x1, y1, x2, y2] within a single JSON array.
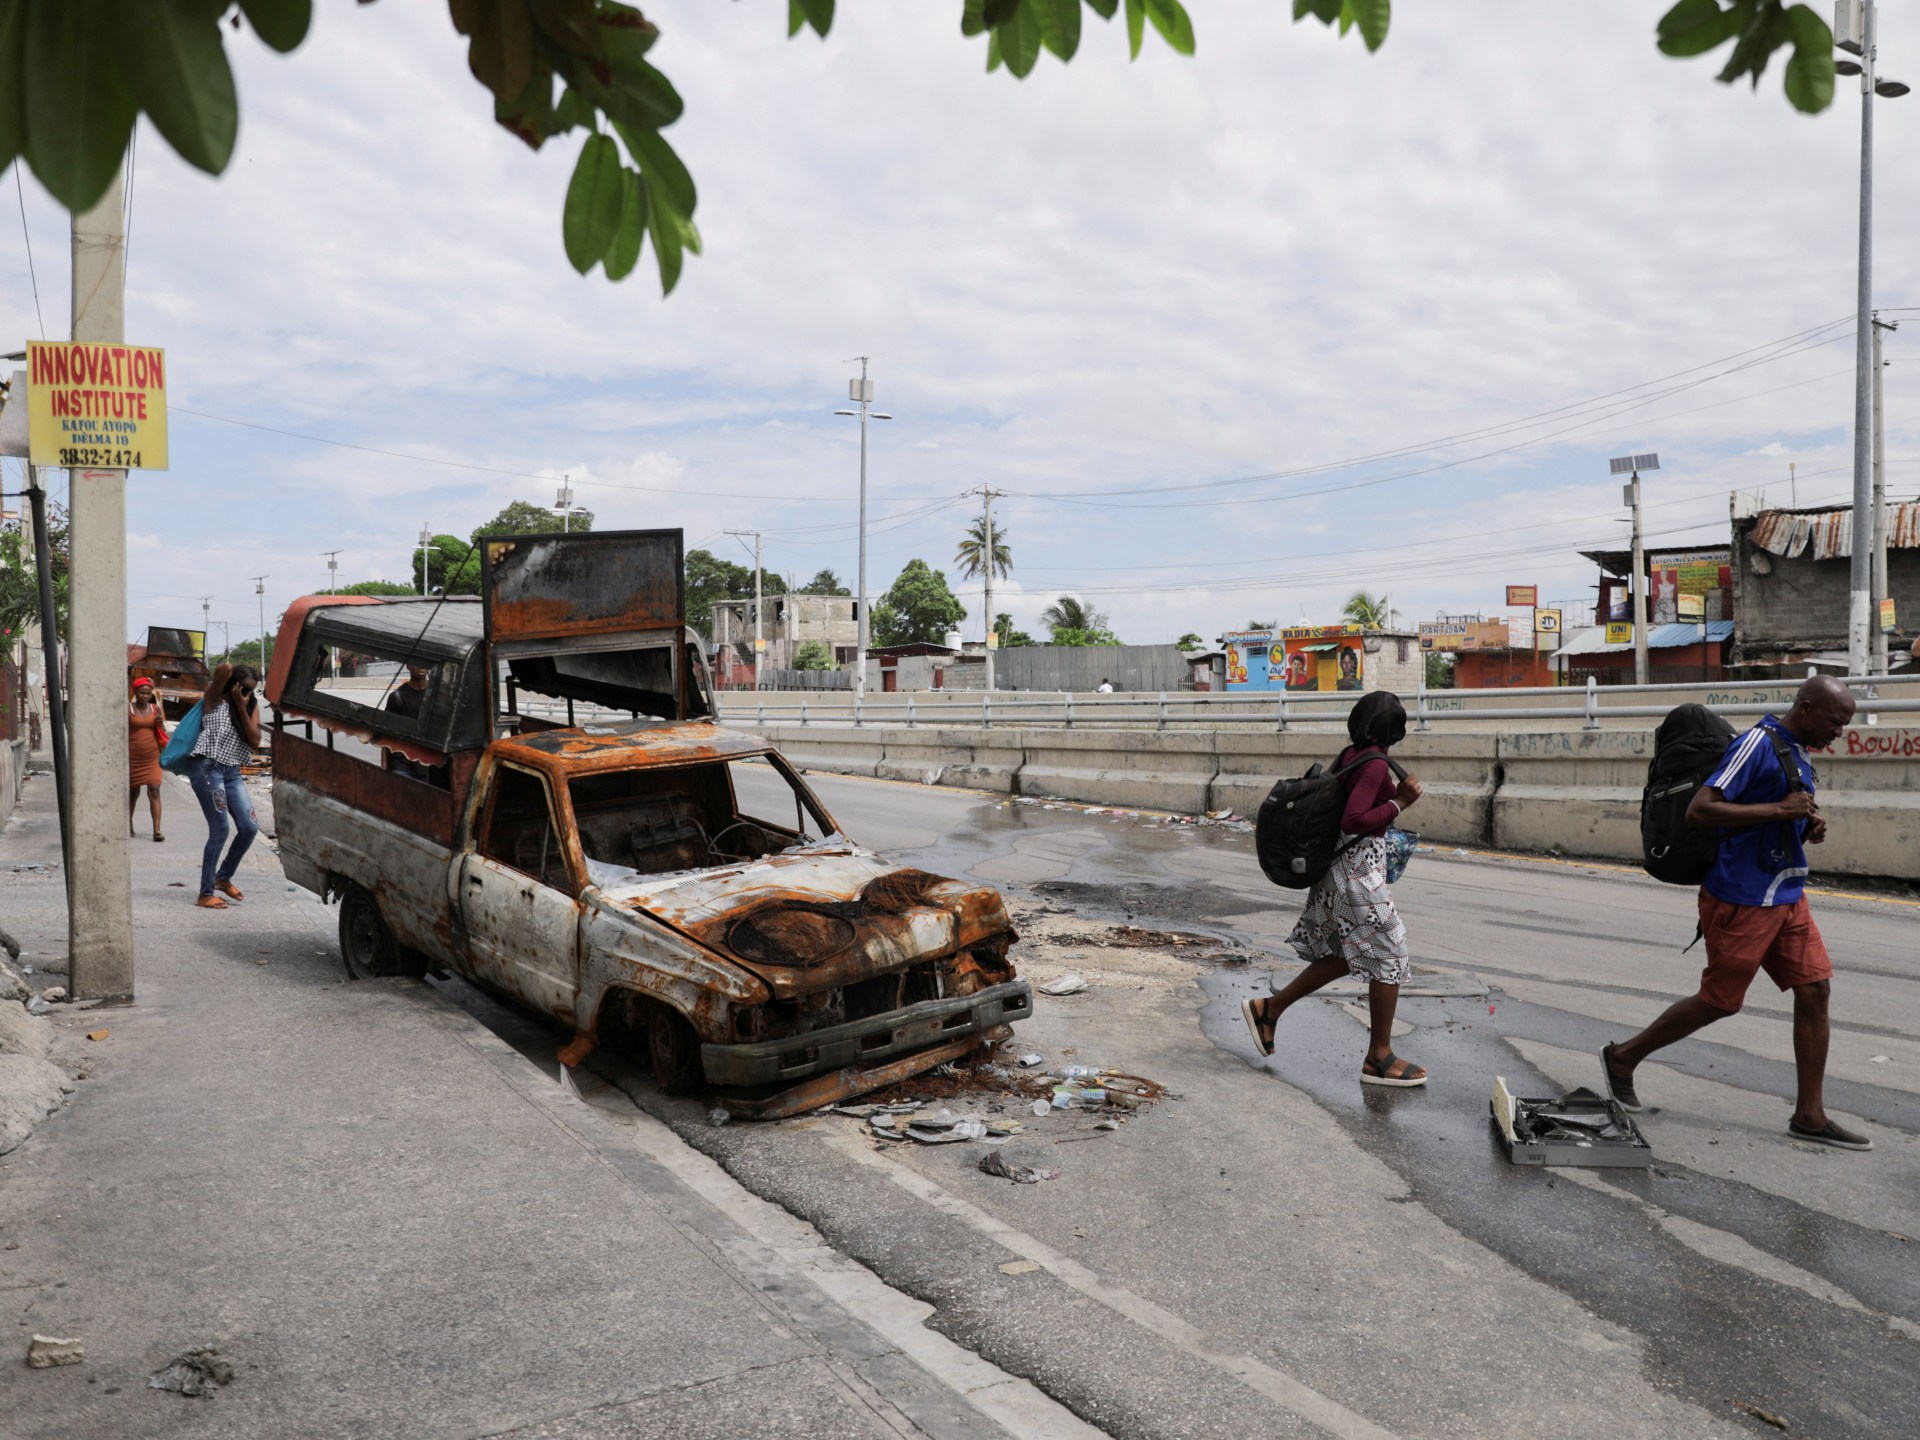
[[1036, 972, 1089, 996], [1018, 1053, 1046, 1067], [86, 1030, 110, 1042], [26, 1335, 83, 1368], [147, 1346, 234, 1397], [979, 1150, 1058, 1184], [1730, 1399, 1789, 1430], [998, 1259, 1043, 1274], [1493, 1078, 1653, 1169], [39, 987, 66, 1004]]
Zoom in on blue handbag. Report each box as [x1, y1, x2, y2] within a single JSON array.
[[160, 701, 203, 775], [1383, 826, 1419, 885]]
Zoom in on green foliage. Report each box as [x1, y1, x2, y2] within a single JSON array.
[[1174, 631, 1204, 651], [954, 514, 1012, 581], [1656, 0, 1834, 113], [0, 501, 68, 637], [1341, 590, 1392, 628], [792, 640, 833, 670], [413, 533, 481, 595], [0, 0, 1836, 300], [1424, 651, 1455, 690], [871, 560, 966, 646], [797, 569, 851, 596], [336, 579, 419, 597], [212, 636, 271, 670], [1038, 595, 1116, 645], [685, 548, 787, 636], [472, 498, 596, 538], [994, 612, 1035, 648], [1246, 619, 1277, 632]]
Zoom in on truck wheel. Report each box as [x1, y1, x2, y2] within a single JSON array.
[[648, 1005, 704, 1096], [337, 885, 426, 980]]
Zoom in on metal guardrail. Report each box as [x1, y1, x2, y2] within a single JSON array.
[[707, 674, 1920, 733]]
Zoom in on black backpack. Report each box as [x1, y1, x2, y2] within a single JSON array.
[[1256, 747, 1406, 889], [1640, 706, 1800, 886]]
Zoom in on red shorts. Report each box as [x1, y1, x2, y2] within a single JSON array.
[[1696, 892, 1832, 1013]]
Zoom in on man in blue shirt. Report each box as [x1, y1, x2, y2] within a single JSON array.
[[1601, 676, 1870, 1151]]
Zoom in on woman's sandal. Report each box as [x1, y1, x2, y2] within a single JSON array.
[[1359, 1052, 1428, 1088], [1241, 996, 1276, 1058]]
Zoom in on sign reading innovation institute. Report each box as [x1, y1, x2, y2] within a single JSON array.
[[25, 341, 169, 470]]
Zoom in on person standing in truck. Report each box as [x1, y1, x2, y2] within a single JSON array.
[[188, 663, 262, 909], [1601, 676, 1869, 1150]]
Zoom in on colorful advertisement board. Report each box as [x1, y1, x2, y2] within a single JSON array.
[[26, 341, 169, 470]]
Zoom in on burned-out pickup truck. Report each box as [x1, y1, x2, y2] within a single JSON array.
[[264, 529, 1029, 1116]]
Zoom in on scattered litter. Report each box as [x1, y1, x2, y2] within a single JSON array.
[[147, 1347, 234, 1397], [986, 1119, 1025, 1137], [998, 1259, 1043, 1275], [1094, 1118, 1122, 1130], [1870, 1055, 1890, 1064], [167, 882, 185, 887], [707, 1108, 732, 1128], [979, 1150, 1058, 1184], [1730, 1399, 1789, 1431], [1037, 973, 1089, 997], [40, 987, 66, 1003], [7, 863, 52, 874], [1018, 1053, 1046, 1068], [26, 998, 51, 1016], [1031, 1100, 1051, 1117], [1103, 924, 1210, 949], [86, 1029, 110, 1042], [1493, 1078, 1652, 1168], [26, 1335, 83, 1369]]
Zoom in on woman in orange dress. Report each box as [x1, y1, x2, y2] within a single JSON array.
[[128, 678, 167, 841]]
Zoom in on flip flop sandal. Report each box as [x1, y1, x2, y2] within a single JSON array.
[[1788, 1118, 1873, 1151], [1359, 1052, 1427, 1088], [1241, 997, 1275, 1057]]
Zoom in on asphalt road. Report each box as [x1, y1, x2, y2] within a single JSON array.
[[473, 768, 1920, 1440]]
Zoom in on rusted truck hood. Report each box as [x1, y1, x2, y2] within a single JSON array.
[[601, 848, 1011, 998]]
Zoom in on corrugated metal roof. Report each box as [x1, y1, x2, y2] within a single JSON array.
[[1555, 621, 1733, 658]]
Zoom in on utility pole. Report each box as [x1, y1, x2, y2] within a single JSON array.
[[200, 595, 212, 658], [965, 486, 1006, 692], [726, 529, 763, 691], [419, 524, 431, 595], [66, 168, 134, 1004], [321, 550, 341, 679], [27, 462, 69, 879], [1871, 315, 1896, 672], [835, 359, 893, 697], [556, 476, 573, 532], [1610, 453, 1659, 686], [253, 575, 270, 674]]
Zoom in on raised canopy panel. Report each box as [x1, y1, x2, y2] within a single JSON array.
[[482, 530, 684, 643]]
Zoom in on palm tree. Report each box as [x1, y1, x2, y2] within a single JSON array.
[[1342, 590, 1393, 628], [1247, 619, 1277, 631], [1039, 595, 1107, 637], [954, 514, 1012, 580]]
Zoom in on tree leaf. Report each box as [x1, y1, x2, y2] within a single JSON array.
[[1126, 0, 1144, 59], [645, 177, 686, 294], [1085, 0, 1118, 20], [0, 0, 28, 175], [562, 130, 623, 273], [1782, 3, 1834, 112], [798, 0, 835, 37], [551, 83, 594, 133], [985, 27, 1003, 71], [1037, 0, 1080, 62], [983, 0, 1022, 25], [108, 0, 238, 176], [789, 0, 805, 38], [1346, 0, 1388, 52], [962, 0, 987, 38], [998, 0, 1042, 77], [602, 167, 646, 280], [1144, 0, 1195, 56], [237, 0, 312, 54], [594, 0, 659, 66], [1656, 0, 1739, 58], [495, 58, 554, 148], [527, 0, 601, 59], [456, 0, 535, 106], [24, 1, 138, 212], [1293, 0, 1342, 20], [613, 119, 695, 218]]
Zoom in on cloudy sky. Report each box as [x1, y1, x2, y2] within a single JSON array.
[[4, 2, 1917, 651]]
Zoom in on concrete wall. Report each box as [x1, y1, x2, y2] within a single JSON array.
[[750, 719, 1920, 883], [0, 739, 24, 821], [994, 644, 1193, 693], [1732, 512, 1920, 658]]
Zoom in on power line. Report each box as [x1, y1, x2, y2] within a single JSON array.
[[14, 167, 44, 340]]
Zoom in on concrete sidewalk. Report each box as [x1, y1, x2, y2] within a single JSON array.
[[0, 772, 1095, 1439]]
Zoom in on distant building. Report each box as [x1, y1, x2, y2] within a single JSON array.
[[711, 594, 861, 688], [1727, 499, 1919, 673], [1220, 626, 1422, 695]]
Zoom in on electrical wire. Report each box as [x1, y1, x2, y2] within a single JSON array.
[[15, 167, 45, 340]]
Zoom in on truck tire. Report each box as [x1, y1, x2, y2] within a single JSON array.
[[648, 1004, 704, 1096], [337, 884, 427, 981]]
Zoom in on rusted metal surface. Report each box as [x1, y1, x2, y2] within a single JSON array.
[[715, 1027, 1014, 1121], [493, 721, 764, 774], [481, 529, 683, 643], [274, 729, 461, 841]]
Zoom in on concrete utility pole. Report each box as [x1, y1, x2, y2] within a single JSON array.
[[555, 476, 573, 532], [835, 359, 892, 697], [253, 575, 270, 673], [726, 529, 762, 690], [1871, 315, 1896, 672], [66, 170, 134, 1004], [419, 524, 431, 595], [966, 486, 1006, 692], [200, 595, 212, 655], [322, 551, 341, 678], [1611, 453, 1659, 686]]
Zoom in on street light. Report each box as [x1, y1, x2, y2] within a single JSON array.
[[419, 524, 432, 595], [555, 476, 574, 533], [1610, 453, 1659, 686], [834, 357, 892, 698], [1835, 0, 1909, 675]]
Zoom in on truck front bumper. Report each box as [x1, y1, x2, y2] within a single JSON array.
[[701, 979, 1032, 1092]]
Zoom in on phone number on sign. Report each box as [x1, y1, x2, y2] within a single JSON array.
[[56, 447, 142, 468]]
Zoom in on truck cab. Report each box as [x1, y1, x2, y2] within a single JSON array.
[[264, 530, 1029, 1116]]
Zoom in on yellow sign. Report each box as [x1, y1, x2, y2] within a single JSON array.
[[1535, 609, 1562, 634], [1606, 622, 1633, 645], [1676, 594, 1705, 621], [1881, 598, 1898, 633], [25, 341, 169, 470]]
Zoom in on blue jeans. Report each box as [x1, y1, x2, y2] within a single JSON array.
[[188, 758, 257, 897]]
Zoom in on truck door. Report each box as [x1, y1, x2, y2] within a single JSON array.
[[459, 764, 581, 1022]]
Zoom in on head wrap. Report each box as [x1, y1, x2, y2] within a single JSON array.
[[132, 677, 154, 690], [1346, 689, 1407, 750]]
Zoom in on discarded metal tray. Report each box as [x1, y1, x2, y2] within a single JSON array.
[[1491, 1078, 1653, 1169]]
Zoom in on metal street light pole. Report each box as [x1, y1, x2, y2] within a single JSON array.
[[322, 550, 341, 678], [726, 529, 763, 690], [419, 524, 431, 595], [836, 358, 892, 698], [253, 575, 269, 674]]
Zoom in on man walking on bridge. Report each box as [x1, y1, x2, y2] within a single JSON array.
[[1601, 676, 1870, 1150]]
